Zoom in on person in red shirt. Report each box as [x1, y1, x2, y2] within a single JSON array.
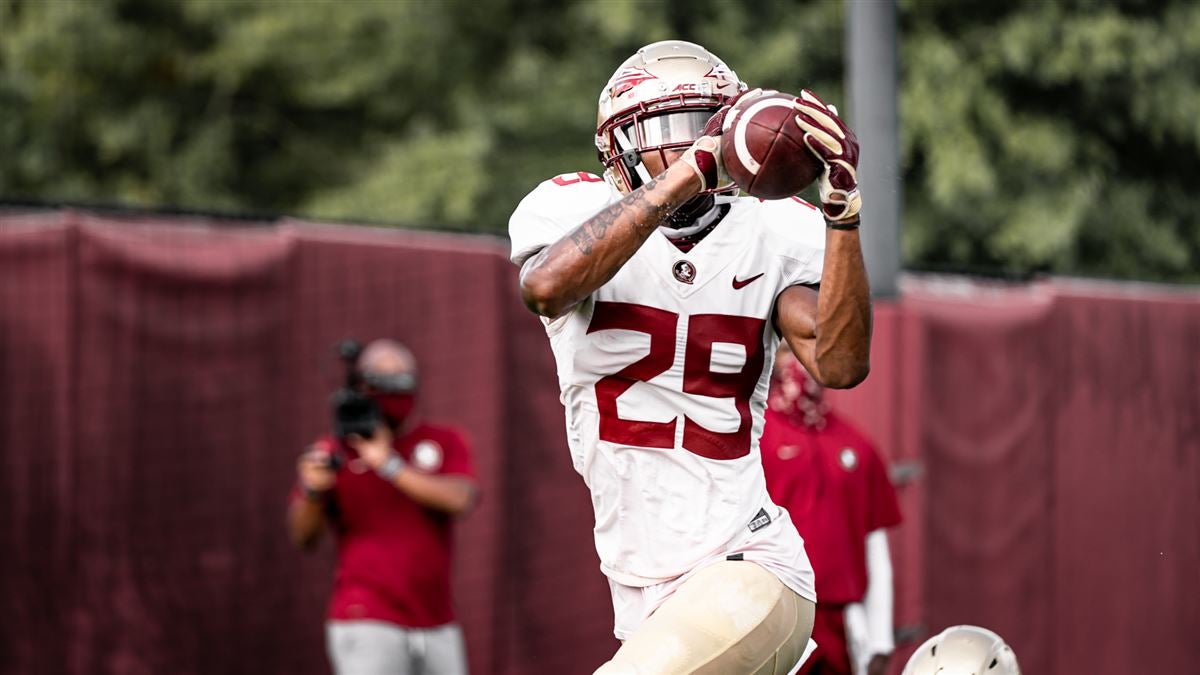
[[288, 339, 478, 675], [760, 349, 902, 675]]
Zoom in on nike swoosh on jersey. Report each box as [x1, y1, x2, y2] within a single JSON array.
[[732, 273, 764, 289]]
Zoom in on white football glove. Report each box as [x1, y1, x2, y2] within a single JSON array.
[[679, 136, 731, 192], [679, 103, 739, 192]]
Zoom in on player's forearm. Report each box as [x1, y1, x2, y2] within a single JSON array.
[[520, 163, 700, 317], [287, 498, 327, 550], [392, 471, 477, 516], [812, 228, 872, 388]]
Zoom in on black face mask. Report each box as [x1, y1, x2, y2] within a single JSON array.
[[361, 369, 419, 428]]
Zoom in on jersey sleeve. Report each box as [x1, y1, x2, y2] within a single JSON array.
[[508, 173, 621, 267], [758, 196, 827, 287], [432, 426, 477, 480]]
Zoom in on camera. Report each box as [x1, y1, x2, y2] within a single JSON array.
[[330, 339, 383, 440]]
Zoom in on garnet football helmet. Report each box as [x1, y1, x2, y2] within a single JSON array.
[[901, 626, 1022, 675], [596, 40, 746, 195]]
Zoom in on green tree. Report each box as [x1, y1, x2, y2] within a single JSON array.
[[0, 0, 504, 215], [1, 0, 1197, 282], [0, 0, 842, 226], [900, 0, 1200, 281]]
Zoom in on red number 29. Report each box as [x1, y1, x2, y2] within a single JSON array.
[[586, 301, 766, 460]]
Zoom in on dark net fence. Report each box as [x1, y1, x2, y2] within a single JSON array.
[[827, 278, 1200, 675], [1, 210, 1197, 674], [0, 210, 612, 675]]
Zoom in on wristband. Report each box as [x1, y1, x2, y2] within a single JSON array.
[[826, 217, 860, 230], [376, 453, 406, 482]]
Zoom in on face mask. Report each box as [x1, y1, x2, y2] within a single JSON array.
[[371, 393, 417, 428]]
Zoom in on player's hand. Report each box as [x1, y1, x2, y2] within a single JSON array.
[[866, 654, 889, 675], [679, 134, 730, 192], [297, 444, 337, 494], [678, 93, 747, 192], [792, 89, 862, 226], [346, 424, 396, 471]]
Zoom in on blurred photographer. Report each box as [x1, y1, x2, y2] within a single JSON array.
[[289, 339, 478, 675]]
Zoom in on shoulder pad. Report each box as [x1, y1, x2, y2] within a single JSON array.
[[516, 172, 617, 218], [509, 172, 621, 265]]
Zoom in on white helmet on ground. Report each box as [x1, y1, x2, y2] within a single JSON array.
[[901, 625, 1021, 675], [595, 40, 745, 194]]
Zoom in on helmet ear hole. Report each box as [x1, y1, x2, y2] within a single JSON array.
[[989, 659, 998, 669]]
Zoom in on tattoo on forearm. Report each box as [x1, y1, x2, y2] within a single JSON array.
[[626, 178, 675, 232], [566, 177, 675, 256], [569, 228, 595, 255], [590, 206, 615, 240]]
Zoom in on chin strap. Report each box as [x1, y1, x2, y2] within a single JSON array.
[[612, 125, 654, 188]]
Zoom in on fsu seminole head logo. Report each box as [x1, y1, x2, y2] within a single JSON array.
[[672, 260, 697, 285], [839, 447, 859, 471], [412, 440, 443, 472], [610, 66, 658, 98]]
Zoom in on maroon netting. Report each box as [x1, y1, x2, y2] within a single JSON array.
[[2, 211, 1197, 674], [829, 280, 1200, 675], [0, 211, 612, 674]]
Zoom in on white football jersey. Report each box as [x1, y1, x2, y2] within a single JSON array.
[[510, 171, 824, 605]]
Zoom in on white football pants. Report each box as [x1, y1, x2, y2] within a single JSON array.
[[595, 560, 816, 675]]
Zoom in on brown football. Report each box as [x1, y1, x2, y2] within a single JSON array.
[[721, 90, 823, 199]]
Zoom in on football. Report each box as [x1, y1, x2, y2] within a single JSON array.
[[721, 90, 823, 199]]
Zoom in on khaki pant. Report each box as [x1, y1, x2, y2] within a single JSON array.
[[596, 561, 816, 675]]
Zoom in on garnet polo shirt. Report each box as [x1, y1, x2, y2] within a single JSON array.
[[296, 422, 476, 628], [759, 409, 901, 605]]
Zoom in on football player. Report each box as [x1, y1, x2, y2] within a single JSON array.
[[901, 626, 1021, 675], [508, 40, 872, 674]]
